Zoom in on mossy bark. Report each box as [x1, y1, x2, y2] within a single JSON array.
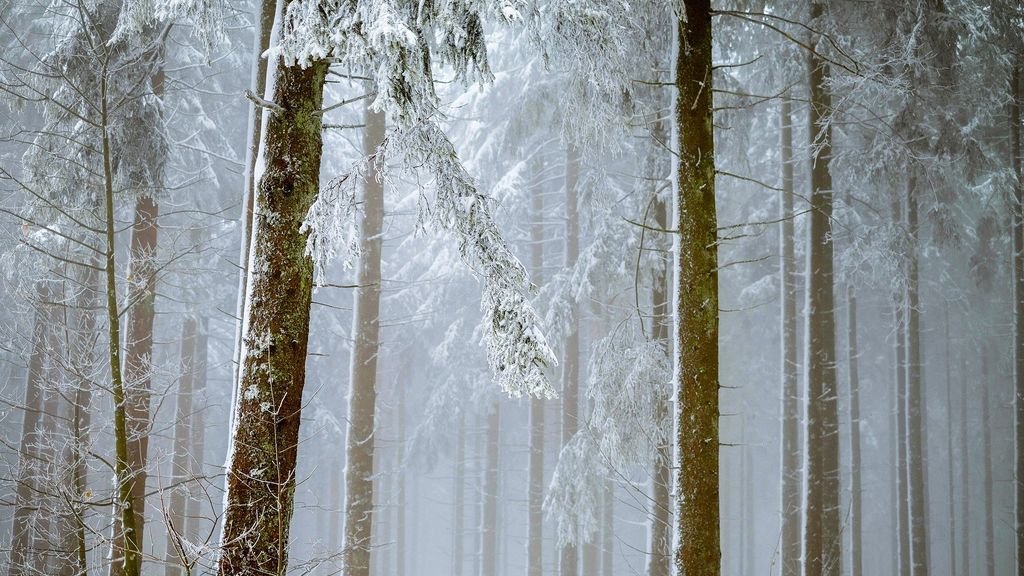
[[217, 42, 328, 576], [673, 2, 720, 575]]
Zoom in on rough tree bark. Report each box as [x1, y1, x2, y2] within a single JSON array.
[[673, 2, 720, 575], [846, 285, 862, 576], [216, 10, 328, 570], [778, 95, 801, 576], [527, 157, 545, 576], [340, 102, 385, 576], [164, 316, 197, 576], [560, 144, 581, 576]]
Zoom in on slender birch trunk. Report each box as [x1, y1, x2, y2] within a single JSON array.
[[673, 2, 719, 574]]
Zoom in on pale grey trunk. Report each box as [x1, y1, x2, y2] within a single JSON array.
[[527, 157, 545, 576], [560, 145, 581, 576], [846, 285, 862, 576], [981, 345, 995, 576], [164, 316, 197, 576], [453, 414, 466, 576], [341, 103, 386, 576], [779, 96, 801, 576], [481, 404, 500, 576], [905, 176, 929, 576], [185, 317, 207, 543]]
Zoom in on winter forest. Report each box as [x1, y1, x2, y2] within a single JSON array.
[[0, 0, 1021, 575]]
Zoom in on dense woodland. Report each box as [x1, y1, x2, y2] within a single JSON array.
[[0, 1, 1021, 575]]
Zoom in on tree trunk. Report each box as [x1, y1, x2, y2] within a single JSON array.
[[232, 0, 278, 395], [185, 316, 208, 543], [779, 96, 801, 576], [944, 302, 956, 576], [804, 4, 841, 574], [1011, 61, 1023, 576], [958, 355, 969, 576], [981, 344, 995, 576], [453, 414, 465, 576], [905, 175, 929, 576], [846, 285, 862, 576], [101, 70, 141, 576], [107, 193, 159, 576], [527, 158, 545, 576], [673, 2, 719, 575], [481, 404, 500, 576], [602, 477, 613, 576], [560, 144, 581, 576], [70, 262, 99, 575], [396, 376, 406, 576], [8, 282, 53, 576], [649, 121, 672, 576], [164, 317, 197, 576], [340, 102, 385, 576], [216, 17, 328, 571], [893, 197, 911, 576]]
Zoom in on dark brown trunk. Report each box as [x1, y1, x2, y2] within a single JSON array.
[[804, 4, 840, 574], [216, 20, 328, 571], [674, 2, 719, 575]]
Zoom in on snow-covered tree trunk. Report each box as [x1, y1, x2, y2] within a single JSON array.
[[649, 121, 671, 576], [527, 159, 545, 576], [340, 102, 385, 576], [164, 316, 197, 576], [481, 403, 501, 576], [846, 285, 862, 576], [778, 95, 801, 576], [186, 317, 208, 543], [905, 175, 929, 576], [216, 19, 329, 572], [803, 2, 840, 573], [8, 282, 51, 576], [673, 2, 719, 575], [1011, 62, 1024, 576], [560, 144, 581, 576], [233, 0, 278, 391]]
